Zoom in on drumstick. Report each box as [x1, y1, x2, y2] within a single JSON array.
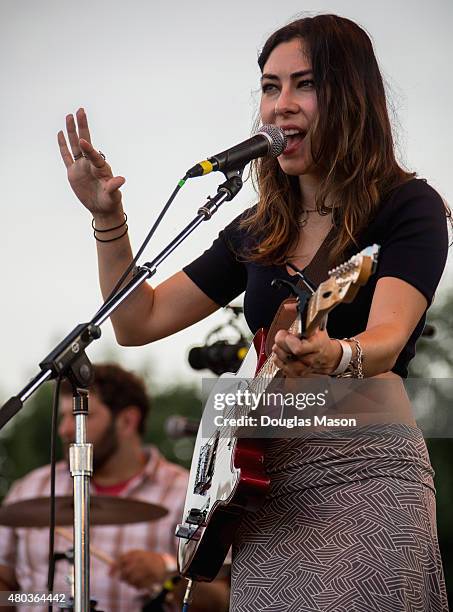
[[55, 527, 115, 567]]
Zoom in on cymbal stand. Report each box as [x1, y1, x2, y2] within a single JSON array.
[[53, 548, 102, 611], [69, 387, 92, 612]]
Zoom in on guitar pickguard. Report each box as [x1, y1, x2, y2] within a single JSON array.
[[194, 431, 220, 495]]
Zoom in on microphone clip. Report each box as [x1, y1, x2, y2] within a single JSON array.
[[218, 168, 244, 200], [271, 263, 317, 338]]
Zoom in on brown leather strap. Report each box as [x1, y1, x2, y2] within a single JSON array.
[[303, 226, 335, 284], [265, 297, 298, 356], [264, 227, 335, 357]]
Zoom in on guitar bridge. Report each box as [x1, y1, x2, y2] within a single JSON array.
[[186, 507, 207, 525], [175, 508, 207, 541]]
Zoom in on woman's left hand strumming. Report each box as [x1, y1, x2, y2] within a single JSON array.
[[272, 328, 342, 376]]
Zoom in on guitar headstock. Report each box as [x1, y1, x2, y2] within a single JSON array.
[[328, 243, 380, 288], [303, 244, 380, 335]]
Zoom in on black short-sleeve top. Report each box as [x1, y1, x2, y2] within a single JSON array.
[[183, 179, 449, 378]]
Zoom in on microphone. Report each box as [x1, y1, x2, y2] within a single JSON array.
[[188, 340, 248, 375], [164, 415, 200, 439], [185, 125, 287, 178], [421, 324, 436, 338]]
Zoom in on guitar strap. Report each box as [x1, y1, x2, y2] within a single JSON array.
[[264, 227, 335, 357]]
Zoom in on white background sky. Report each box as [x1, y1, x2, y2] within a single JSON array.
[[0, 0, 452, 404]]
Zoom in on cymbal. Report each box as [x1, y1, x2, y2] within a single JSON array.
[[0, 496, 168, 528]]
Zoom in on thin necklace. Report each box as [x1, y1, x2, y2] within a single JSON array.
[[298, 209, 319, 227]]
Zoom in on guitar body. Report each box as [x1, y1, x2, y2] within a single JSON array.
[[177, 329, 271, 581], [176, 245, 380, 582]]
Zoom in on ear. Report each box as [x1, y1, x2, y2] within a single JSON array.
[[116, 406, 142, 438]]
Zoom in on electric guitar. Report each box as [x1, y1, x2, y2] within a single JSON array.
[[176, 244, 380, 581]]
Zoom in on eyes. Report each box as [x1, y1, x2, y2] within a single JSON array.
[[261, 79, 315, 94]]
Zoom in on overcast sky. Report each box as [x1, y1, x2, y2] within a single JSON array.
[[0, 0, 452, 406]]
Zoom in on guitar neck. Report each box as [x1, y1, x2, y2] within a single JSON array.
[[236, 244, 380, 418]]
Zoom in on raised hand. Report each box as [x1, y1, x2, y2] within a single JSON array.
[[57, 108, 125, 217]]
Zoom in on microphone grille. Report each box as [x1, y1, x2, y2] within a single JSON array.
[[258, 124, 287, 157]]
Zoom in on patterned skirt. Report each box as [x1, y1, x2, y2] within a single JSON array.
[[231, 426, 449, 612]]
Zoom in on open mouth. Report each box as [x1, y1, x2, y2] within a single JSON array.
[[282, 128, 307, 153]]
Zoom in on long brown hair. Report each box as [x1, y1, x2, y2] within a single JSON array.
[[242, 14, 416, 265]]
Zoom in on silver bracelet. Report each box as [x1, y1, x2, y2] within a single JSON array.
[[331, 339, 353, 375], [337, 337, 364, 378]]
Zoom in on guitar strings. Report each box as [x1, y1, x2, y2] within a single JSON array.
[[212, 255, 368, 447], [207, 315, 301, 454]]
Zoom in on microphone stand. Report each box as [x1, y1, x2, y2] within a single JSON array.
[[0, 171, 243, 612]]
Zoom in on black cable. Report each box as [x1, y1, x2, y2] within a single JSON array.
[[93, 176, 188, 321], [47, 375, 62, 610]]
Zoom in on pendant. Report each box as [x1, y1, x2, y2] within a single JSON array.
[[298, 211, 308, 227]]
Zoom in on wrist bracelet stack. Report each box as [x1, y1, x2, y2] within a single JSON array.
[[330, 339, 352, 375], [332, 337, 364, 379], [92, 213, 128, 242]]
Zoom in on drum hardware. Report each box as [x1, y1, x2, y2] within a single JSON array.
[[52, 547, 102, 611]]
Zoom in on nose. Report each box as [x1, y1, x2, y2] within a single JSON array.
[[274, 85, 299, 116]]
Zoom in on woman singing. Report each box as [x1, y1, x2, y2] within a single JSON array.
[[58, 14, 449, 612]]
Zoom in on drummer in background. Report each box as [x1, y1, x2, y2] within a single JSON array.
[[0, 363, 229, 612]]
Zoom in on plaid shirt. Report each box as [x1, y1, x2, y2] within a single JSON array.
[[0, 447, 188, 611]]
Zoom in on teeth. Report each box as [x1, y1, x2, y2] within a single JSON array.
[[283, 128, 302, 136]]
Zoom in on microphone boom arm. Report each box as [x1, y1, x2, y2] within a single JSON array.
[[0, 172, 244, 430]]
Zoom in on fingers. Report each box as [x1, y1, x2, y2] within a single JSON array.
[[274, 330, 314, 358], [114, 553, 148, 588], [76, 107, 92, 143], [273, 352, 312, 377], [272, 330, 320, 376], [58, 108, 93, 165], [65, 113, 83, 159], [115, 555, 134, 579], [57, 130, 73, 169], [286, 334, 319, 359], [272, 344, 297, 364], [78, 138, 108, 169], [273, 347, 311, 370], [106, 176, 126, 193]]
